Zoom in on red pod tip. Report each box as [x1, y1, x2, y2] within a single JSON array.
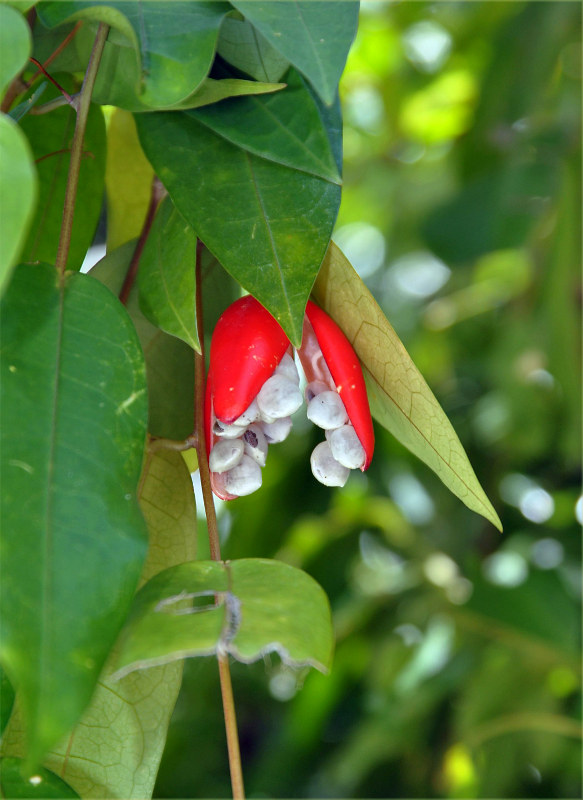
[[304, 300, 374, 469]]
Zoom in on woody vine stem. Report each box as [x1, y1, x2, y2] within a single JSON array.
[[195, 248, 246, 799]]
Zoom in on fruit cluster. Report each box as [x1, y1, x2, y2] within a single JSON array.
[[205, 297, 374, 500]]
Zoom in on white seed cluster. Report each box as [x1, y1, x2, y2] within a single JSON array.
[[209, 354, 302, 496], [306, 381, 366, 487]]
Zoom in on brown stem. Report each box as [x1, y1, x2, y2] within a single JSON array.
[[194, 243, 246, 800], [55, 23, 109, 276], [118, 176, 165, 306], [28, 57, 75, 105]]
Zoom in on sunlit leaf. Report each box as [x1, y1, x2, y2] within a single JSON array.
[[312, 242, 502, 530], [113, 559, 334, 677], [138, 196, 200, 352], [231, 0, 359, 105], [168, 77, 286, 111], [105, 108, 154, 251], [0, 114, 37, 295], [0, 263, 148, 766], [0, 5, 31, 98]]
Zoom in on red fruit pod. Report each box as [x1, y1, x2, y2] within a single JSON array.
[[205, 296, 291, 500], [299, 300, 374, 470]]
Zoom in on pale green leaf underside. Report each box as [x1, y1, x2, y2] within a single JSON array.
[[113, 559, 334, 678], [0, 4, 31, 97], [313, 243, 502, 531]]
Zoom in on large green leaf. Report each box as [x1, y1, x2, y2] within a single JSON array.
[[0, 114, 37, 295], [16, 451, 197, 799], [0, 5, 31, 98], [19, 88, 105, 270], [217, 13, 290, 83], [231, 1, 359, 105], [136, 108, 340, 345], [90, 241, 195, 440], [138, 196, 200, 353], [312, 242, 502, 530], [0, 263, 148, 766], [38, 1, 230, 109], [190, 67, 341, 183], [113, 559, 334, 677], [0, 758, 78, 798]]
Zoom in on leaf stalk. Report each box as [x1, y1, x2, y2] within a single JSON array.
[[55, 23, 109, 276], [194, 243, 246, 800]]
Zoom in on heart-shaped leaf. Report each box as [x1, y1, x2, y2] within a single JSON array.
[[113, 559, 334, 678], [312, 242, 502, 530], [217, 14, 290, 83]]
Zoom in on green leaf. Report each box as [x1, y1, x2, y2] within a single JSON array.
[[113, 559, 334, 677], [90, 241, 195, 440], [190, 68, 341, 183], [312, 243, 503, 530], [0, 263, 148, 766], [0, 667, 15, 737], [167, 76, 286, 111], [6, 451, 197, 799], [0, 758, 79, 798], [231, 1, 359, 105], [217, 13, 290, 83], [138, 196, 200, 352], [19, 88, 105, 270], [105, 108, 154, 251], [136, 110, 340, 346], [0, 5, 31, 98], [0, 114, 37, 295], [38, 1, 230, 109]]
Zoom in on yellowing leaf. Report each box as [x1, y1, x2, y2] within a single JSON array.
[[313, 242, 502, 531], [105, 109, 154, 251]]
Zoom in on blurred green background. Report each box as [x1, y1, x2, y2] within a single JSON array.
[[155, 3, 581, 797]]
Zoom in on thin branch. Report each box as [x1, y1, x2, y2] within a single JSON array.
[[55, 23, 109, 276], [118, 176, 165, 306], [194, 243, 246, 800], [28, 57, 75, 106]]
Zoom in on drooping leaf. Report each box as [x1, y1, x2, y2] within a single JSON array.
[[37, 1, 230, 109], [136, 102, 340, 345], [189, 68, 341, 183], [113, 559, 334, 678], [166, 76, 286, 111], [0, 263, 148, 766], [231, 0, 359, 105], [90, 241, 195, 440], [138, 196, 200, 352], [10, 451, 197, 800], [0, 758, 79, 798], [0, 5, 31, 98], [312, 242, 502, 530], [19, 86, 105, 270], [217, 14, 290, 83], [105, 108, 154, 251], [0, 114, 37, 295]]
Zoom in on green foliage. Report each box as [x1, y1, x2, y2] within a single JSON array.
[[0, 2, 580, 799]]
